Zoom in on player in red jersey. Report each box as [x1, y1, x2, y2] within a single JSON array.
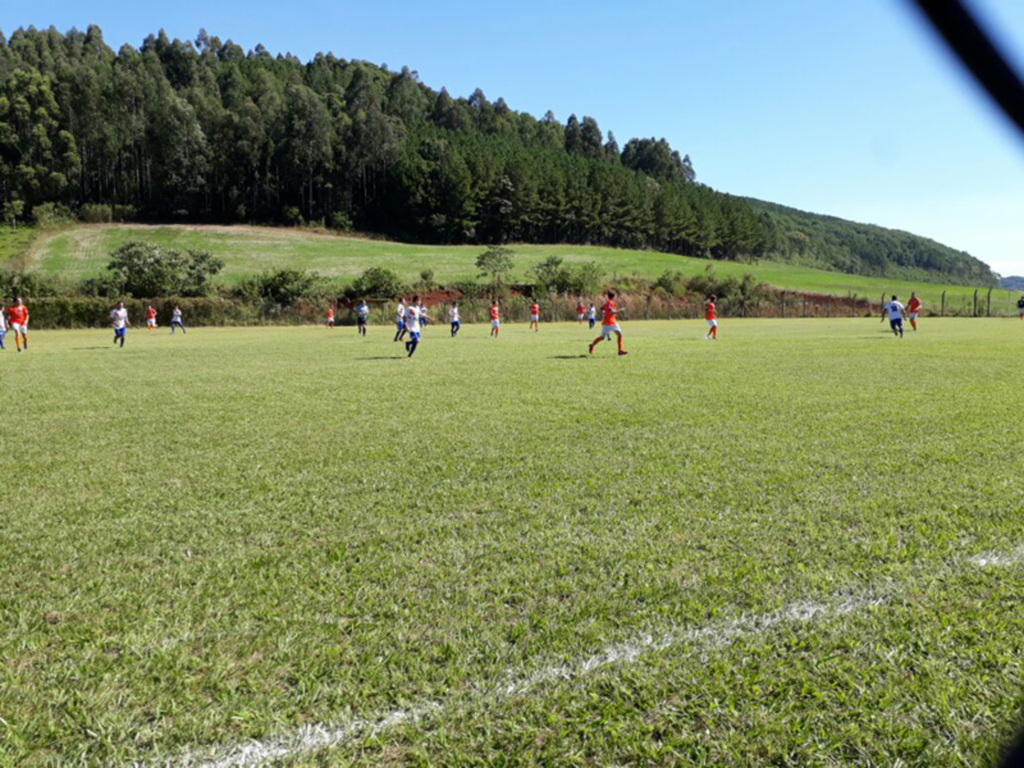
[[589, 290, 627, 356], [906, 292, 921, 331], [529, 301, 540, 332], [489, 300, 501, 337], [704, 295, 718, 340], [7, 297, 29, 352], [326, 305, 335, 329], [146, 305, 158, 333], [576, 301, 586, 324]]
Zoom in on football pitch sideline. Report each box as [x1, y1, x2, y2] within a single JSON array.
[[1, 319, 1022, 765]]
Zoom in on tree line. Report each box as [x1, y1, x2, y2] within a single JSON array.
[[0, 25, 997, 285]]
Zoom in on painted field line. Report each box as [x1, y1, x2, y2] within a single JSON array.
[[164, 543, 1020, 767]]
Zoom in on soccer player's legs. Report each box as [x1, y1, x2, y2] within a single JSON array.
[[12, 324, 26, 350], [115, 327, 126, 347], [406, 330, 420, 357], [0, 329, 5, 350], [908, 312, 918, 331], [491, 320, 500, 337]]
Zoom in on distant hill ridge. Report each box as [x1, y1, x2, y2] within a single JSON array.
[[0, 24, 997, 287]]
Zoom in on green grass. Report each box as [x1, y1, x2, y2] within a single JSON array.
[[0, 225, 37, 268], [1, 319, 1023, 765], [21, 224, 1020, 314]]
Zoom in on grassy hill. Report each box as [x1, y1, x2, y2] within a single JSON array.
[[9, 224, 1020, 314]]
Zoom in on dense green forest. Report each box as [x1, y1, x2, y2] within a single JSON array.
[[0, 25, 997, 285]]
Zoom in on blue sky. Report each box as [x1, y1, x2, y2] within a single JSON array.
[[3, 0, 1023, 274]]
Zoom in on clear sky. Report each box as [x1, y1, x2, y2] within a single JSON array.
[[3, 0, 1023, 274]]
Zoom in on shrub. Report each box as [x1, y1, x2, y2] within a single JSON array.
[[282, 206, 303, 227], [32, 203, 74, 228], [350, 266, 405, 300], [79, 203, 113, 223], [329, 212, 353, 231], [107, 241, 224, 298], [0, 269, 71, 300], [237, 269, 325, 306]]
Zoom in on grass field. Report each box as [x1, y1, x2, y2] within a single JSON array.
[[20, 224, 1021, 314], [1, 318, 1023, 765]]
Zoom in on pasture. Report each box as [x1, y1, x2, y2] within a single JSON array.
[[18, 224, 1020, 314], [1, 318, 1022, 765]]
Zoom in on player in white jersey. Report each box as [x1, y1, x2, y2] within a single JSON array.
[[404, 295, 422, 357], [587, 303, 597, 329], [448, 302, 461, 337], [882, 295, 906, 338], [171, 306, 186, 334], [111, 301, 130, 347], [393, 300, 407, 342]]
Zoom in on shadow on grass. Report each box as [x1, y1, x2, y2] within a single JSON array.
[[551, 355, 589, 360], [357, 356, 407, 360], [72, 346, 112, 351]]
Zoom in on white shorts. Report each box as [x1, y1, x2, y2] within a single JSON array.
[[908, 313, 918, 320], [147, 318, 157, 327], [11, 323, 27, 335], [491, 319, 500, 328], [577, 314, 584, 320], [600, 323, 621, 339], [707, 319, 718, 327], [530, 314, 539, 322]]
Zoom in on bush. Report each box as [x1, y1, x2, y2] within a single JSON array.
[[79, 203, 113, 223], [32, 203, 74, 228], [349, 267, 406, 300], [329, 212, 353, 231], [282, 206, 303, 227], [236, 269, 325, 306], [107, 241, 224, 298], [0, 269, 71, 300]]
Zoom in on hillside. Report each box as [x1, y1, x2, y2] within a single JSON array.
[[0, 25, 996, 286], [17, 224, 1020, 315], [1000, 276, 1024, 291], [746, 199, 997, 286]]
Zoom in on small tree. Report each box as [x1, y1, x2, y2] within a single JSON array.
[[530, 256, 568, 296], [351, 266, 405, 299], [107, 242, 223, 298], [3, 200, 25, 231], [476, 246, 515, 291]]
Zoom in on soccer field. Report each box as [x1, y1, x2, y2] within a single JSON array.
[[1, 319, 1023, 765]]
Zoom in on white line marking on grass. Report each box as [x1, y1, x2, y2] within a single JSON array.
[[968, 545, 1024, 568], [161, 543, 1021, 767]]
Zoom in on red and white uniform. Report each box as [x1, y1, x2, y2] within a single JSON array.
[[600, 299, 621, 338], [530, 302, 540, 320], [146, 307, 158, 327], [327, 307, 335, 325], [705, 301, 717, 327], [576, 303, 585, 320], [907, 297, 921, 319], [490, 305, 500, 327], [8, 304, 28, 335]]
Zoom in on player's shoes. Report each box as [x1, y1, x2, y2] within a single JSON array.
[[618, 350, 628, 356], [588, 343, 595, 355]]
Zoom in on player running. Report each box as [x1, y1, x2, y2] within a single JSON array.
[[393, 299, 407, 342], [589, 290, 627, 356], [404, 295, 422, 357], [587, 303, 597, 329], [326, 305, 335, 329], [449, 301, 461, 337], [529, 300, 540, 332], [489, 300, 501, 338], [419, 302, 429, 332], [0, 303, 6, 350], [576, 301, 586, 324], [1018, 295, 1024, 319], [7, 297, 29, 352], [704, 295, 719, 340], [883, 295, 906, 338], [907, 292, 921, 331], [355, 299, 369, 336], [171, 306, 186, 334], [111, 301, 130, 347], [146, 305, 158, 332]]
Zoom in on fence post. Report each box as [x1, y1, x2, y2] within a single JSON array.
[[851, 293, 857, 317], [987, 287, 992, 317], [941, 291, 946, 316], [779, 292, 786, 318], [973, 289, 979, 317]]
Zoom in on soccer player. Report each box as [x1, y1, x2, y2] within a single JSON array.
[[489, 300, 501, 337], [589, 290, 627, 356], [587, 303, 597, 329], [171, 306, 186, 334], [7, 297, 29, 352], [404, 295, 422, 357], [883, 295, 906, 338], [393, 299, 407, 342], [419, 302, 429, 332], [146, 305, 158, 332], [111, 301, 130, 347], [1018, 295, 1024, 319], [529, 300, 540, 332], [449, 301, 461, 337], [326, 305, 335, 329], [576, 301, 586, 324], [355, 299, 369, 336], [907, 292, 921, 331], [0, 303, 7, 350], [704, 294, 719, 340]]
